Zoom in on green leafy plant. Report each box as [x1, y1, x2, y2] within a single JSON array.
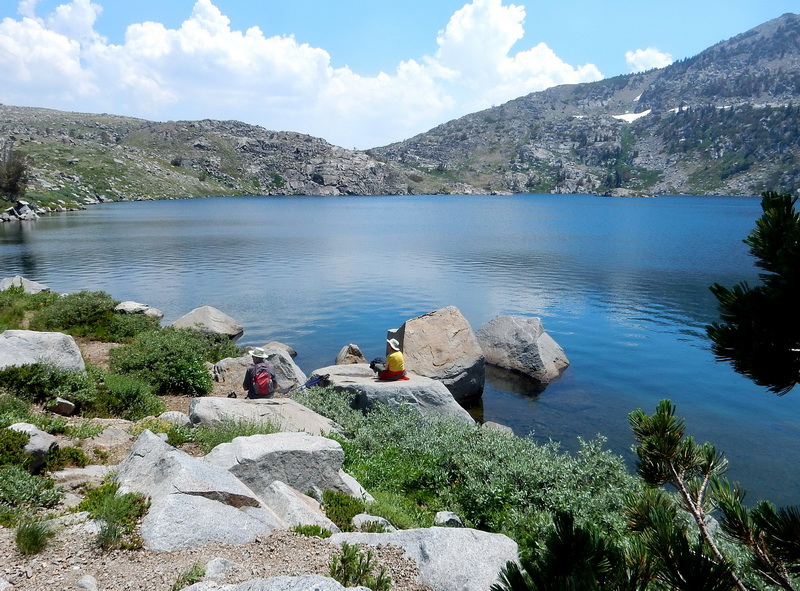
[[77, 481, 149, 550], [292, 524, 332, 538], [109, 327, 239, 396], [93, 371, 166, 420], [171, 563, 205, 591], [65, 420, 106, 440], [0, 362, 97, 408], [0, 427, 31, 469], [15, 519, 55, 555], [189, 419, 282, 454], [707, 191, 800, 395], [0, 466, 63, 526], [0, 285, 57, 331], [329, 542, 391, 591], [322, 490, 366, 532], [44, 445, 89, 472]]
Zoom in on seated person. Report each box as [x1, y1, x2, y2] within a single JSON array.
[[378, 338, 409, 381]]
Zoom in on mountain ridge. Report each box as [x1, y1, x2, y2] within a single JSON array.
[[2, 13, 799, 207]]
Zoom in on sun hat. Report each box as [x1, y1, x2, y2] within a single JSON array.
[[248, 347, 268, 359], [387, 338, 401, 352]]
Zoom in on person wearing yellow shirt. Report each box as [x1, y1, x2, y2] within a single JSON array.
[[378, 338, 409, 381]]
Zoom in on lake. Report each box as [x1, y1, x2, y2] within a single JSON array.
[[2, 194, 798, 506]]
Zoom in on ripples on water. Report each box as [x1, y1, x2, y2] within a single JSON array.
[[2, 194, 799, 505]]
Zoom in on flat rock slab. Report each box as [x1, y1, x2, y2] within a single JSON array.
[[331, 527, 518, 591], [189, 397, 340, 436], [311, 364, 474, 424]]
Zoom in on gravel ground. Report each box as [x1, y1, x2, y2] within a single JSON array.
[[0, 526, 432, 591]]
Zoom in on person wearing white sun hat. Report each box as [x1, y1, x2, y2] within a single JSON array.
[[378, 338, 409, 381], [242, 347, 277, 398]]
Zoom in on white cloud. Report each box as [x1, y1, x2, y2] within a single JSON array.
[[0, 0, 604, 148], [625, 47, 673, 73]]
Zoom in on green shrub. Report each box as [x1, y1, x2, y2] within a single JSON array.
[[298, 388, 637, 555], [190, 419, 282, 454], [91, 371, 166, 420], [28, 290, 117, 337], [108, 327, 239, 396], [323, 490, 366, 532], [0, 285, 57, 331], [0, 362, 97, 409], [171, 563, 205, 591], [65, 420, 106, 440], [292, 524, 332, 538], [44, 445, 89, 472], [15, 519, 55, 554], [23, 289, 159, 342], [366, 491, 432, 530], [78, 481, 149, 550], [0, 427, 31, 469], [329, 542, 391, 591], [0, 394, 32, 428], [129, 417, 192, 447], [0, 465, 63, 525]]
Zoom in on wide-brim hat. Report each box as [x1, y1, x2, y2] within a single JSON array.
[[387, 338, 401, 351], [248, 347, 268, 359]]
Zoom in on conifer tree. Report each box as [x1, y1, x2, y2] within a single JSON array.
[[707, 191, 800, 395]]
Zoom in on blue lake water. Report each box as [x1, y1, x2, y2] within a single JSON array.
[[2, 194, 798, 506]]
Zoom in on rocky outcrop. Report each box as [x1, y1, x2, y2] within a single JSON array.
[[188, 397, 340, 436], [400, 307, 485, 405], [171, 305, 244, 341], [213, 347, 307, 394], [476, 315, 569, 383], [0, 330, 86, 372], [330, 528, 518, 591], [203, 432, 369, 502], [0, 275, 49, 293], [114, 430, 361, 551], [311, 364, 474, 424]]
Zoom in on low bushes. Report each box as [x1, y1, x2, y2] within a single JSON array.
[[109, 327, 241, 396], [28, 290, 160, 342], [295, 387, 638, 553]]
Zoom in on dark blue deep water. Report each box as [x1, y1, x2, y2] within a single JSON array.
[[2, 194, 798, 505]]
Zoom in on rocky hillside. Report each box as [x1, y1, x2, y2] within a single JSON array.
[[2, 13, 799, 205], [0, 106, 457, 207], [371, 13, 800, 196]]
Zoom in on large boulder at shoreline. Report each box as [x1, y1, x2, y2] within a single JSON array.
[[310, 364, 474, 424], [204, 432, 368, 502], [401, 306, 485, 405], [171, 305, 244, 341], [0, 330, 85, 372], [213, 345, 307, 393], [330, 527, 518, 591], [0, 275, 50, 294], [188, 397, 339, 436], [476, 315, 569, 383]]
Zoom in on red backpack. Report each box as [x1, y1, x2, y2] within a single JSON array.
[[252, 364, 276, 396]]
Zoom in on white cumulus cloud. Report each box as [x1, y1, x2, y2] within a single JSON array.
[[625, 47, 673, 73], [0, 0, 604, 148]]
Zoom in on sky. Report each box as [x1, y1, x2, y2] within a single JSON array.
[[0, 1, 797, 149]]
